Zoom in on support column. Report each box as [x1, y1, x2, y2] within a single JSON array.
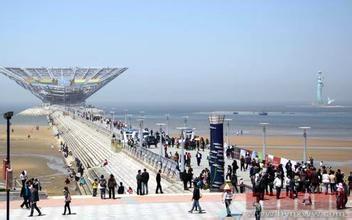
[[208, 114, 225, 191]]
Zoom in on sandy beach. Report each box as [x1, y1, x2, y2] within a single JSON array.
[[0, 125, 72, 195]]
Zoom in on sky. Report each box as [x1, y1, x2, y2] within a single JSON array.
[[0, 0, 351, 105]]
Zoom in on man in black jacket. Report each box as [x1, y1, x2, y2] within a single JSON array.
[[108, 174, 117, 199], [141, 169, 150, 195], [188, 184, 203, 213], [29, 180, 42, 217], [136, 170, 143, 195], [156, 170, 163, 194], [181, 170, 188, 190]]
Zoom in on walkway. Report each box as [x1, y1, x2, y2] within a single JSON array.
[[52, 111, 184, 194], [2, 193, 351, 220]]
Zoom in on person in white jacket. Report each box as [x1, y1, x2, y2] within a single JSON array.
[[273, 174, 282, 199], [322, 170, 330, 194]]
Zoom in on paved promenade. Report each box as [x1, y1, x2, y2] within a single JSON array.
[[2, 194, 242, 220], [1, 193, 351, 220]]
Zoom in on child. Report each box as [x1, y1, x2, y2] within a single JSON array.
[[239, 178, 245, 193], [253, 201, 262, 220], [79, 176, 86, 186], [302, 190, 312, 205], [127, 186, 133, 194], [91, 179, 98, 197]]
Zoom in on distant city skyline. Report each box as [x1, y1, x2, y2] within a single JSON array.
[[1, 1, 351, 105]]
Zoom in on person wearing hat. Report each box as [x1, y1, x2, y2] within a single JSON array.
[[222, 182, 234, 217]]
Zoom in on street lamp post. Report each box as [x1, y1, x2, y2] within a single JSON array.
[[110, 111, 115, 132], [127, 114, 132, 129], [137, 118, 144, 148], [224, 119, 232, 146], [166, 114, 170, 136], [124, 109, 128, 126], [182, 116, 189, 127], [138, 111, 145, 148], [176, 126, 189, 173], [4, 111, 13, 220], [260, 123, 269, 161], [156, 123, 166, 161], [299, 127, 311, 164]]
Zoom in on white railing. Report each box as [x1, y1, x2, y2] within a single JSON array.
[[123, 145, 180, 181]]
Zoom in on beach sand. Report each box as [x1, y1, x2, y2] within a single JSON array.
[[0, 125, 74, 195]]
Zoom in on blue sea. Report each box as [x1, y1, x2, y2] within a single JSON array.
[[1, 102, 352, 139]]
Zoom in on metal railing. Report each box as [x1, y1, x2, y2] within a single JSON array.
[[69, 113, 180, 180], [123, 145, 180, 180], [74, 115, 114, 137]]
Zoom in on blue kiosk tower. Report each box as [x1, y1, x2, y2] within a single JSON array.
[[208, 114, 225, 191]]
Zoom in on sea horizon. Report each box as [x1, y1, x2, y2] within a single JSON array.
[[1, 101, 352, 140]]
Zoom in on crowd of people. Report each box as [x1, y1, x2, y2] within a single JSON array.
[[233, 152, 351, 210], [19, 170, 43, 217], [45, 108, 351, 219], [60, 142, 70, 158]]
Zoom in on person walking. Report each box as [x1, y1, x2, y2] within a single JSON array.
[[62, 186, 72, 215], [141, 169, 150, 195], [136, 170, 143, 195], [188, 183, 203, 213], [222, 183, 234, 217], [240, 156, 245, 171], [20, 181, 31, 209], [28, 181, 42, 217], [232, 160, 239, 175], [156, 169, 163, 194], [226, 165, 232, 180], [231, 174, 239, 193], [196, 151, 202, 166], [253, 201, 262, 220], [99, 175, 107, 199], [108, 174, 117, 199]]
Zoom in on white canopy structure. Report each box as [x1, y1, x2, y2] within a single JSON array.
[[0, 67, 127, 105]]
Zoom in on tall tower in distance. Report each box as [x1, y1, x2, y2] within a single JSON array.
[[317, 71, 324, 105]]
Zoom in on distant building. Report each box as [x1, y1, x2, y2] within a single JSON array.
[[316, 71, 334, 106], [316, 71, 324, 105], [0, 67, 127, 105]]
